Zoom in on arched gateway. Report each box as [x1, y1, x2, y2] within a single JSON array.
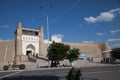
[[26, 44, 35, 55], [15, 22, 45, 62]]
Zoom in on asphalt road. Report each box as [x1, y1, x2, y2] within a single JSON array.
[[0, 66, 120, 80]]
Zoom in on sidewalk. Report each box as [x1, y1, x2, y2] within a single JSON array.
[[0, 60, 120, 72]]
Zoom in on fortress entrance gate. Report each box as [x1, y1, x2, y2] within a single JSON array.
[[26, 44, 35, 56]]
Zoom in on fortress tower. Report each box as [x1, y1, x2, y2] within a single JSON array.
[[15, 22, 22, 62], [39, 26, 45, 57]]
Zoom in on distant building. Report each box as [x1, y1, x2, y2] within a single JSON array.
[[0, 22, 112, 63], [50, 34, 62, 43]]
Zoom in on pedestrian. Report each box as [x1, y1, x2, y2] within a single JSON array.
[[8, 61, 11, 67]]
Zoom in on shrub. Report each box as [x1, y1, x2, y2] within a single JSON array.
[[19, 64, 26, 70], [3, 65, 9, 70], [66, 68, 82, 80]]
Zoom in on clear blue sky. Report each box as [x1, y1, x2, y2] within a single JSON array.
[[0, 0, 120, 48]]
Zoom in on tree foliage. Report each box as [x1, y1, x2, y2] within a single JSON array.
[[111, 48, 120, 59], [47, 42, 70, 61], [47, 42, 80, 67], [67, 48, 80, 62]]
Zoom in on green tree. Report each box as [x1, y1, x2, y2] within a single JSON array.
[[47, 42, 70, 67], [111, 48, 120, 59], [47, 42, 80, 67], [67, 48, 80, 65]]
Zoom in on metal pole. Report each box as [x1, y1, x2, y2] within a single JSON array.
[[46, 15, 49, 44], [42, 8, 50, 44], [46, 13, 51, 68], [41, 7, 51, 68]]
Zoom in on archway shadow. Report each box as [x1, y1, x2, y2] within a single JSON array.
[[1, 75, 60, 80]]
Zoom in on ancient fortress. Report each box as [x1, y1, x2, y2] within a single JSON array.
[[0, 22, 112, 63]]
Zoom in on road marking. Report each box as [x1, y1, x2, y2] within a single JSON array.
[[0, 71, 23, 79]]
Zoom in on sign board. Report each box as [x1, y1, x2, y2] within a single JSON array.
[[79, 54, 87, 59]]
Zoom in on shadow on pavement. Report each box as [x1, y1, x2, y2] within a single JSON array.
[[1, 75, 60, 80], [82, 77, 99, 80]]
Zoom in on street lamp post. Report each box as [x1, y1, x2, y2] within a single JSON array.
[[41, 7, 49, 43], [41, 6, 51, 68], [46, 15, 49, 43]]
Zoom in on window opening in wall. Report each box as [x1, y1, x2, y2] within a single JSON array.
[[35, 32, 38, 36]]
